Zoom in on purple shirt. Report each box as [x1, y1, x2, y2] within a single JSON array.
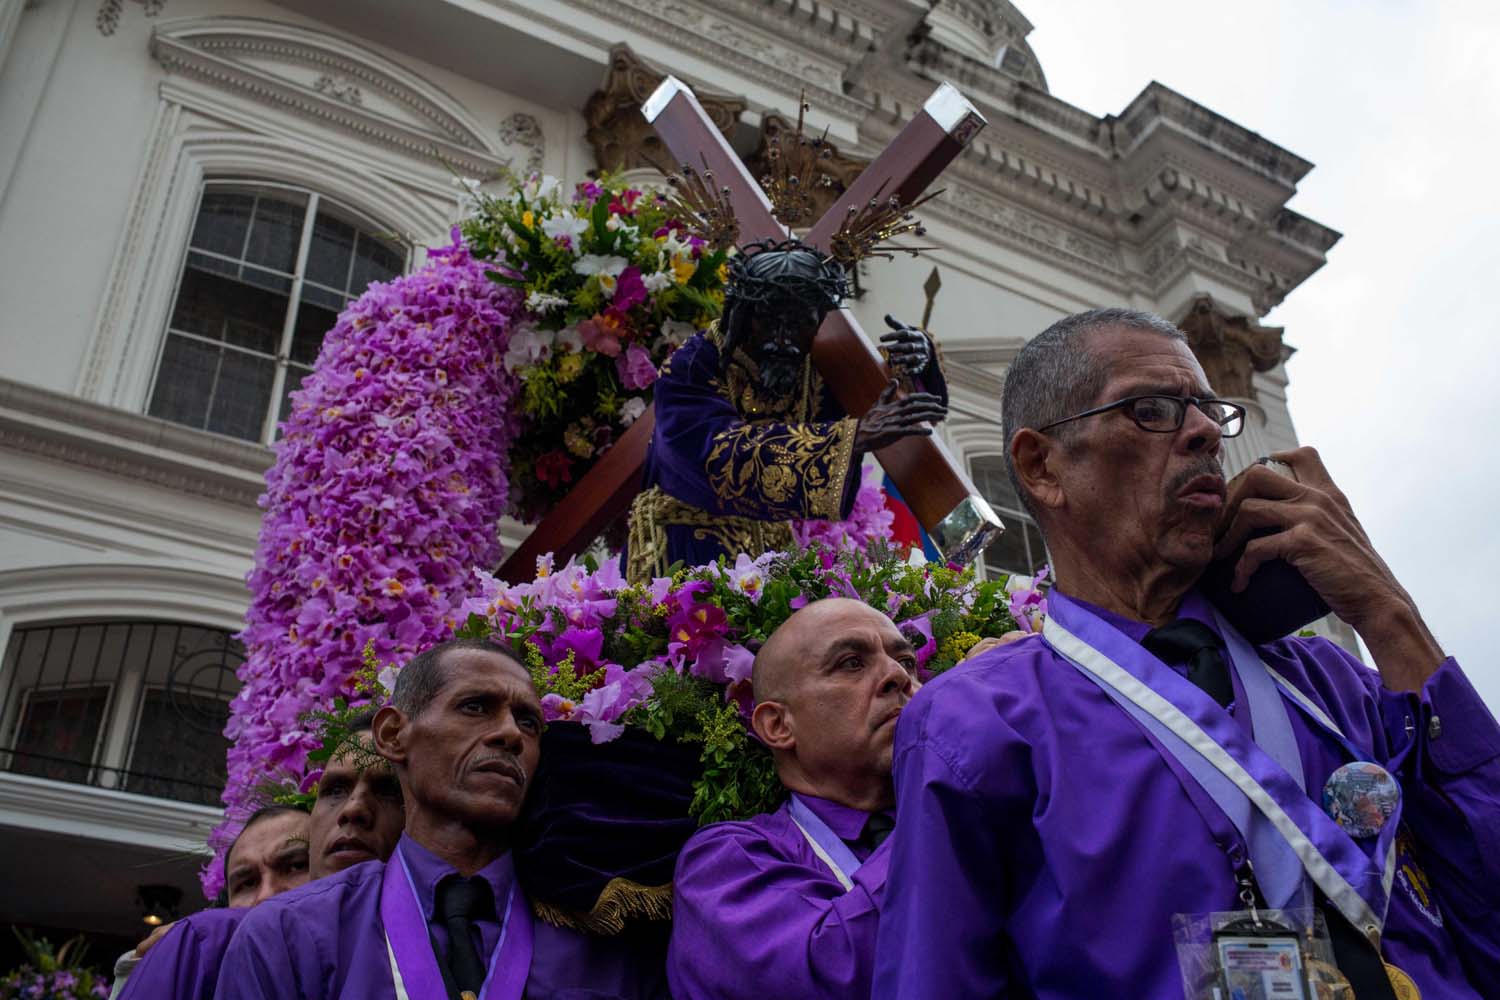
[[669, 794, 891, 1000], [874, 590, 1500, 999], [215, 834, 671, 999], [117, 907, 245, 1000]]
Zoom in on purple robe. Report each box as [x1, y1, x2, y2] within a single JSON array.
[[216, 834, 670, 1000], [874, 590, 1500, 999], [117, 907, 245, 1000], [635, 331, 948, 575], [669, 794, 891, 1000]]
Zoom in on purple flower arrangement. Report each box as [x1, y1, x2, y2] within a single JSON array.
[[210, 234, 523, 897]]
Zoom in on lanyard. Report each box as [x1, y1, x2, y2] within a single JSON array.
[[380, 847, 534, 1000], [788, 794, 863, 891], [1043, 592, 1401, 943]]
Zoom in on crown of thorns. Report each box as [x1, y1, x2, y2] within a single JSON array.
[[726, 239, 848, 311]]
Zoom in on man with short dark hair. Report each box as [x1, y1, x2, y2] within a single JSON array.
[[669, 597, 919, 999], [120, 712, 406, 1000], [875, 309, 1500, 998], [217, 637, 670, 999], [224, 805, 312, 908]]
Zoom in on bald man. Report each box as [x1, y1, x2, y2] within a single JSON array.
[[668, 598, 919, 1000]]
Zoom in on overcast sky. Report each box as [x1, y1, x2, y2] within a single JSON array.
[[1024, 0, 1500, 711]]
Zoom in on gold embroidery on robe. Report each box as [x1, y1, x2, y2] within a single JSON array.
[[627, 487, 795, 582]]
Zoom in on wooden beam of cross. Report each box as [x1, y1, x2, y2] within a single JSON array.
[[498, 81, 1001, 583]]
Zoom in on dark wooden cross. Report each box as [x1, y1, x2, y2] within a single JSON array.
[[498, 80, 1001, 582]]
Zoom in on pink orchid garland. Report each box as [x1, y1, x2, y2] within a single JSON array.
[[206, 234, 522, 897], [791, 463, 897, 553]]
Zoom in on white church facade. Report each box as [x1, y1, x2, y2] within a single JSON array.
[[0, 0, 1340, 950]]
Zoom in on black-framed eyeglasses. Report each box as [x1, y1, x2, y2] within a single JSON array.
[[1038, 395, 1246, 438]]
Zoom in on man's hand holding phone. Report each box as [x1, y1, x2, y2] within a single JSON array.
[[1214, 446, 1443, 691]]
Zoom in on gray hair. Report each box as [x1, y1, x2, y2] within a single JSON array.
[[1001, 308, 1185, 519], [392, 637, 526, 718]]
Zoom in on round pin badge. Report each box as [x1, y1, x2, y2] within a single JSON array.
[[1322, 761, 1400, 838]]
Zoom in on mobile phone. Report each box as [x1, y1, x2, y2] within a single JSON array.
[[1199, 462, 1329, 645]]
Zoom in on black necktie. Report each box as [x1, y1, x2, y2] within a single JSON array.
[[856, 812, 895, 853], [1142, 619, 1234, 708], [434, 875, 495, 996]]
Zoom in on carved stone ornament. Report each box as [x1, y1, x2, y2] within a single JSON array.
[[742, 112, 869, 225], [1178, 296, 1286, 401], [584, 45, 746, 175], [498, 112, 545, 176], [97, 0, 165, 36]]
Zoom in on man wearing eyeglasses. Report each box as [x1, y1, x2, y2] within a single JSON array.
[[873, 308, 1500, 999]]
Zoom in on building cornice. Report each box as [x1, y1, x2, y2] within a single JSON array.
[[0, 377, 268, 509], [0, 771, 221, 854]]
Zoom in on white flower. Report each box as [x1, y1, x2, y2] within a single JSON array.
[[450, 176, 483, 195], [573, 254, 629, 278], [642, 271, 674, 293], [523, 173, 561, 201], [604, 216, 639, 240], [660, 319, 697, 346], [659, 230, 690, 256], [597, 273, 618, 299], [524, 290, 570, 315], [502, 326, 555, 372], [376, 665, 400, 695], [540, 214, 588, 252], [556, 326, 584, 354], [619, 396, 648, 427]]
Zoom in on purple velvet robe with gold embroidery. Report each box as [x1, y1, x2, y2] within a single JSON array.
[[630, 330, 944, 578]]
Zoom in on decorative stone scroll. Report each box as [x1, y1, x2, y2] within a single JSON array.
[[584, 45, 746, 175], [1178, 295, 1286, 401]]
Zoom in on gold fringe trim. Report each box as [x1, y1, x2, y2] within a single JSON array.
[[530, 878, 675, 935], [627, 486, 793, 583]]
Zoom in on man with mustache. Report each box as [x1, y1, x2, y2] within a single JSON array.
[[669, 597, 919, 999], [118, 712, 406, 1000], [874, 309, 1500, 998], [217, 637, 670, 999], [627, 239, 947, 581]]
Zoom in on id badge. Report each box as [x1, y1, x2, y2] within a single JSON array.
[[1214, 928, 1307, 1000]]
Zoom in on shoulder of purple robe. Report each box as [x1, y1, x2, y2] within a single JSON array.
[[215, 860, 388, 1000], [118, 908, 246, 1000], [668, 803, 889, 1000]]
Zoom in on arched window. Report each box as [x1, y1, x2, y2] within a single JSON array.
[[969, 454, 1048, 579], [146, 181, 410, 443], [0, 621, 241, 806]]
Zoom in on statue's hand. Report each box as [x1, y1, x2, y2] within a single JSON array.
[[854, 379, 948, 453], [880, 315, 931, 376]]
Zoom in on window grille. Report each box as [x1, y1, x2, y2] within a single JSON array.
[[0, 621, 242, 806], [146, 181, 409, 443], [969, 454, 1049, 579]]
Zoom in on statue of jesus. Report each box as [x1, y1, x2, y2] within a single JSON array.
[[626, 238, 948, 581]]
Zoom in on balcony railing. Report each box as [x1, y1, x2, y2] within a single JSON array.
[[0, 744, 226, 806], [1, 620, 239, 809]]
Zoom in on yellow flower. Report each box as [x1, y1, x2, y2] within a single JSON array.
[[556, 353, 586, 384], [716, 261, 728, 285], [521, 210, 535, 228], [671, 256, 695, 285]]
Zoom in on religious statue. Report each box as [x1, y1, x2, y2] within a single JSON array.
[[626, 235, 949, 580]]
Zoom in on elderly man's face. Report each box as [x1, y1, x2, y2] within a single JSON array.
[[1057, 329, 1226, 573], [757, 599, 920, 793], [393, 649, 543, 831], [308, 735, 405, 877], [225, 811, 310, 908]]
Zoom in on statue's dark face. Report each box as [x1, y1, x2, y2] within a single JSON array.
[[746, 295, 824, 396]]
